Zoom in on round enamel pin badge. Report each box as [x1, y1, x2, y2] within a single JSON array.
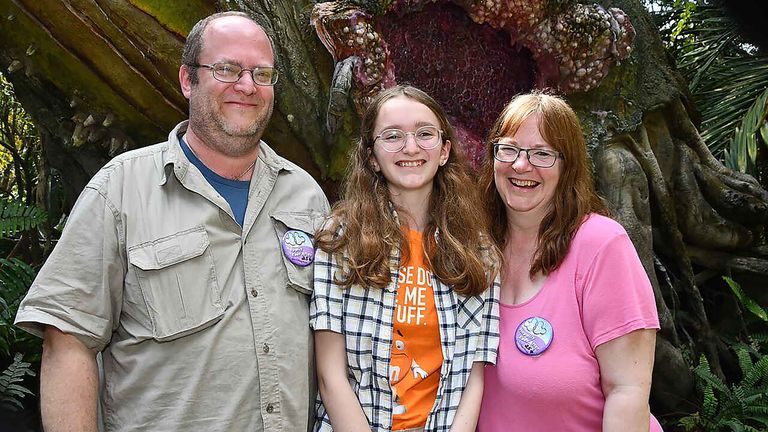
[[515, 316, 554, 356], [281, 230, 314, 266]]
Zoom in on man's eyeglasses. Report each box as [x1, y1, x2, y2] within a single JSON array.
[[374, 126, 443, 153], [492, 142, 563, 168], [191, 63, 278, 86]]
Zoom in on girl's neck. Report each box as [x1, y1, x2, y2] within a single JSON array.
[[391, 190, 431, 232]]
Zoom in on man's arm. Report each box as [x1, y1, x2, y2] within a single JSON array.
[[41, 325, 99, 432]]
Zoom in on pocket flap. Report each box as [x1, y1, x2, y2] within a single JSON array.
[[270, 211, 320, 234], [270, 211, 325, 296], [128, 226, 210, 270]]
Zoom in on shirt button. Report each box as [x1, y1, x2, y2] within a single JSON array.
[[266, 403, 274, 414], [250, 288, 258, 298], [263, 343, 270, 353]]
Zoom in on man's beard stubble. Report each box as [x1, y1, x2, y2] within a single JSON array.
[[188, 92, 273, 157]]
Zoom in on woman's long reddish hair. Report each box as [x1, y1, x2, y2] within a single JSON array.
[[317, 85, 499, 296], [479, 91, 608, 277]]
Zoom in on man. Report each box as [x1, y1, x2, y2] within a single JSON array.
[[15, 11, 329, 431]]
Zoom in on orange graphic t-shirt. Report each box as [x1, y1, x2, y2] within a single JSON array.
[[390, 228, 444, 430]]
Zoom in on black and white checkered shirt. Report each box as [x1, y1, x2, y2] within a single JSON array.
[[310, 241, 500, 431]]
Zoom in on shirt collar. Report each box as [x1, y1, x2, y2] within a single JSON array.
[[159, 121, 293, 185]]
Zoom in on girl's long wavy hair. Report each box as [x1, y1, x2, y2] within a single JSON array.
[[316, 85, 498, 296], [479, 91, 609, 277]]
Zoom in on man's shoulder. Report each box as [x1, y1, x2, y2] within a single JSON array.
[[87, 141, 170, 190]]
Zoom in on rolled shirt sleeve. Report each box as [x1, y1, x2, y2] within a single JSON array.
[[15, 178, 125, 352], [309, 247, 344, 334], [473, 277, 500, 364]]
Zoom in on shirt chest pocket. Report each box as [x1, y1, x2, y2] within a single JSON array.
[[128, 226, 224, 342], [270, 212, 320, 296]]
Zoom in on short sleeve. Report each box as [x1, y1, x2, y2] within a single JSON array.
[[473, 276, 500, 364], [14, 185, 125, 351], [309, 247, 344, 334], [580, 233, 659, 350]]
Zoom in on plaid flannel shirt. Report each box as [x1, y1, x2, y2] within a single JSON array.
[[310, 236, 500, 431]]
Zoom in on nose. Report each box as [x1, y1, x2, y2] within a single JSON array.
[[232, 71, 256, 95], [401, 132, 421, 154], [511, 149, 533, 171]]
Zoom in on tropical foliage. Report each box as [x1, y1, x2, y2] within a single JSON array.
[[679, 347, 768, 431], [0, 72, 59, 425], [678, 277, 768, 431], [0, 353, 35, 412], [647, 0, 768, 179]]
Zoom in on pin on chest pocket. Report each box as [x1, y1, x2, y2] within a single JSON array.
[[270, 212, 320, 296]]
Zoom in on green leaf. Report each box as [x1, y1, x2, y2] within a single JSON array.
[[0, 198, 47, 238], [0, 353, 35, 411], [724, 276, 768, 322]]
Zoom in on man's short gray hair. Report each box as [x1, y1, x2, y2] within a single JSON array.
[[181, 11, 276, 85]]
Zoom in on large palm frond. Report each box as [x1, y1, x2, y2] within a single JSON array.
[[654, 1, 768, 173]]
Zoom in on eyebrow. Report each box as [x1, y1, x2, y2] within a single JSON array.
[[208, 58, 275, 68], [495, 139, 555, 150], [379, 122, 438, 130]]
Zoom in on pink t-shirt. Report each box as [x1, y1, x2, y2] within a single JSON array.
[[478, 214, 663, 431]]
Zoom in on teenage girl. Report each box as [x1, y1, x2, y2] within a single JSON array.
[[310, 85, 500, 432]]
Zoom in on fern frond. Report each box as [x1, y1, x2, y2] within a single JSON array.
[[721, 419, 759, 432], [743, 404, 768, 426], [703, 384, 720, 420], [695, 355, 731, 394], [0, 198, 46, 238], [743, 354, 768, 389], [0, 353, 35, 411], [736, 347, 756, 378]]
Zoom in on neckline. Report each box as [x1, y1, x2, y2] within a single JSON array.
[[401, 225, 424, 236], [499, 274, 550, 309], [181, 137, 252, 186]]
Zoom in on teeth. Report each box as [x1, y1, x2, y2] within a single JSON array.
[[511, 179, 538, 187], [398, 161, 424, 167]]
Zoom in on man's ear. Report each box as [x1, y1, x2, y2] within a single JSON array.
[[179, 65, 193, 99]]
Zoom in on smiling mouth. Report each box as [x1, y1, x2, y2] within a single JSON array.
[[510, 178, 539, 188], [397, 160, 425, 167], [225, 101, 257, 108]]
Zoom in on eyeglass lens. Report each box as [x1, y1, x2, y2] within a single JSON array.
[[376, 126, 441, 152], [207, 63, 278, 86], [494, 144, 558, 167]]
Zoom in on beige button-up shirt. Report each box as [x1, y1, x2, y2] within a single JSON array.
[[16, 121, 330, 431]]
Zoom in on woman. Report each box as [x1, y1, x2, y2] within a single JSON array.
[[477, 92, 662, 431], [310, 85, 500, 432]]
